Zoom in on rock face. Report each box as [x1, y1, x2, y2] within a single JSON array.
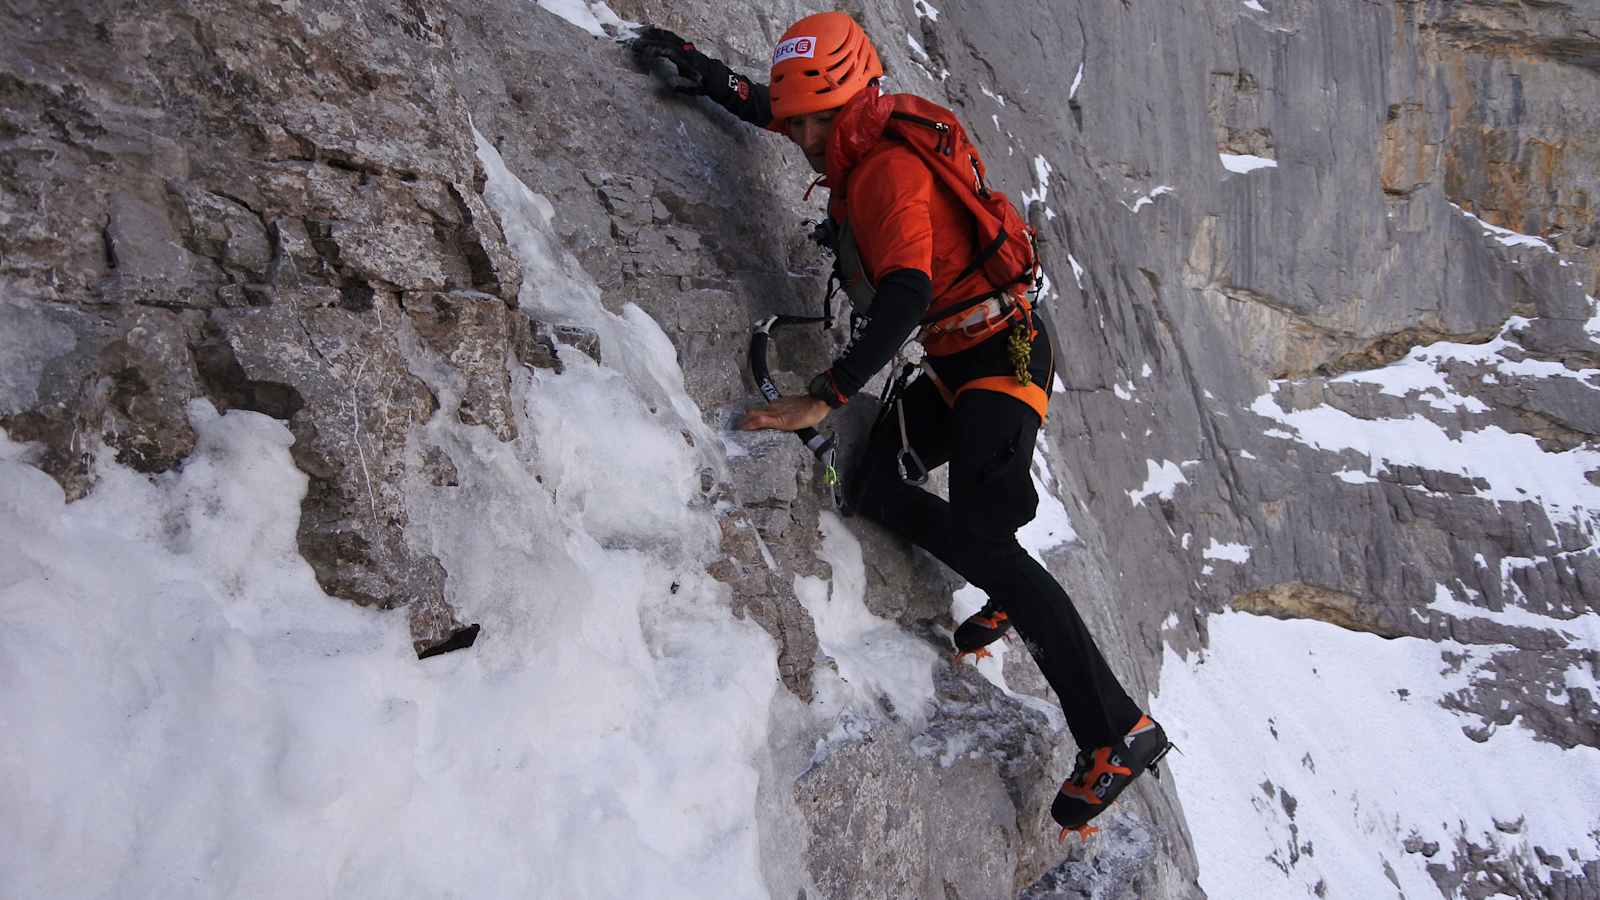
[[0, 0, 538, 652], [3, 0, 1597, 897]]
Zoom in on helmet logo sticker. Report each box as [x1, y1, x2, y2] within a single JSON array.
[[772, 36, 817, 66]]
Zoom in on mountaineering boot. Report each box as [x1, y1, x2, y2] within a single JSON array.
[[1051, 714, 1172, 838], [953, 601, 1012, 660]]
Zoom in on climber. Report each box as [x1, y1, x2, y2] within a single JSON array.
[[630, 14, 1170, 838]]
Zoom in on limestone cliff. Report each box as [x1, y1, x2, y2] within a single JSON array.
[[3, 0, 1596, 897]]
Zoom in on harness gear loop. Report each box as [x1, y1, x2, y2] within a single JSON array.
[[919, 360, 955, 406]]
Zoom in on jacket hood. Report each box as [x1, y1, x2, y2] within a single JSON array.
[[823, 84, 896, 190]]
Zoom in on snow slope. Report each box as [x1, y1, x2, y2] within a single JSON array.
[[0, 131, 782, 899], [1158, 227, 1600, 897], [1153, 612, 1600, 900]]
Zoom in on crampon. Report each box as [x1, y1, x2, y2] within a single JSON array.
[[1058, 823, 1099, 844]]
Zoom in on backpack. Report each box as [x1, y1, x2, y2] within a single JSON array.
[[883, 94, 1039, 318]]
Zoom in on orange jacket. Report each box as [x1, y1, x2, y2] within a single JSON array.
[[830, 142, 1000, 317], [811, 88, 1049, 421]]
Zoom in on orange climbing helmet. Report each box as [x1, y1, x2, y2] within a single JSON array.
[[768, 12, 884, 121]]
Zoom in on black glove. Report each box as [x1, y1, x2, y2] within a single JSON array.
[[630, 27, 719, 96], [628, 26, 771, 127]]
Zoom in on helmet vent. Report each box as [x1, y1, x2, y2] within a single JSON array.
[[767, 11, 884, 120]]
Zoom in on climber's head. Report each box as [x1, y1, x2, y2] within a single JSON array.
[[769, 12, 883, 172]]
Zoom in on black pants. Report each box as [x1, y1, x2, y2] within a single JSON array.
[[851, 322, 1144, 749]]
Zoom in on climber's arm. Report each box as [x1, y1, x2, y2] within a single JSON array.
[[630, 27, 772, 129], [813, 157, 937, 404]]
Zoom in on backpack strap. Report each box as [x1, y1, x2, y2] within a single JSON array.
[[948, 228, 1011, 294], [834, 219, 877, 311]]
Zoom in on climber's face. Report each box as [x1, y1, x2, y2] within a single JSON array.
[[785, 108, 838, 174]]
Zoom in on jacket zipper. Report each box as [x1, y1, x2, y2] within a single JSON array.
[[890, 112, 954, 156]]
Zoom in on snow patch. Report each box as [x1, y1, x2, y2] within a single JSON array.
[[907, 33, 931, 62], [1452, 204, 1556, 254], [1068, 63, 1084, 99], [1123, 185, 1175, 213], [796, 512, 941, 729], [534, 0, 635, 37], [1429, 583, 1600, 640], [1018, 438, 1078, 554], [906, 35, 948, 82], [1332, 317, 1597, 411], [1202, 540, 1252, 564], [1250, 387, 1600, 531], [1220, 153, 1278, 173], [1128, 459, 1188, 506], [1021, 155, 1053, 211]]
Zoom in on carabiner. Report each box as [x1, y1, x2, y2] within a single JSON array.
[[895, 396, 928, 486]]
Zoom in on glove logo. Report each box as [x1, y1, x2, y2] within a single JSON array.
[[732, 76, 750, 101], [772, 36, 817, 66]]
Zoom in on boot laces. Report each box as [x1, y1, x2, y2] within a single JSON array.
[[1067, 749, 1092, 784]]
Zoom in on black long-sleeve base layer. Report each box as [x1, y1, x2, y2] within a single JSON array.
[[850, 321, 1144, 750]]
